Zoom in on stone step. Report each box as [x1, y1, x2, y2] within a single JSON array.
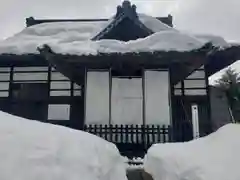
[[127, 169, 153, 180]]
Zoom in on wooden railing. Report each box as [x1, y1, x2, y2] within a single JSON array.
[[83, 124, 174, 145], [83, 124, 193, 158]]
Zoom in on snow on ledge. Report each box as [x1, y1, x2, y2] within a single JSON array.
[[144, 124, 240, 180], [0, 111, 127, 180], [50, 30, 207, 55]]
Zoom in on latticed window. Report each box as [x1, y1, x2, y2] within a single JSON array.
[[0, 67, 11, 97], [174, 66, 207, 96]]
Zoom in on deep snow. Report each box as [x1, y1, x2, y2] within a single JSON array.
[[0, 111, 127, 180], [144, 124, 240, 180]]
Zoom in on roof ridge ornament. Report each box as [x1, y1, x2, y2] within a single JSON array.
[[92, 0, 152, 41], [115, 0, 138, 19]]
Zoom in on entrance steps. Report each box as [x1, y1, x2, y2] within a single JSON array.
[[127, 169, 153, 180]]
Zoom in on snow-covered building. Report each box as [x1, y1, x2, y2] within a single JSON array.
[[0, 0, 240, 157]]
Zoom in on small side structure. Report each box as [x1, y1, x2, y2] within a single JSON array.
[[209, 86, 232, 131]]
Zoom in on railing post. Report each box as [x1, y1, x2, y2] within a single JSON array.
[[141, 124, 146, 151], [104, 124, 108, 141], [146, 125, 150, 148], [168, 125, 172, 142], [130, 124, 134, 143], [151, 124, 155, 144], [126, 125, 129, 143], [109, 124, 113, 142], [83, 124, 87, 132], [157, 125, 161, 142], [99, 124, 103, 139], [120, 124, 124, 143], [162, 125, 166, 143], [136, 124, 139, 144], [89, 124, 92, 134], [114, 124, 118, 143]]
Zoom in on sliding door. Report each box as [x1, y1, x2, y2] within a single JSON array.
[[111, 78, 143, 124], [144, 70, 170, 125]]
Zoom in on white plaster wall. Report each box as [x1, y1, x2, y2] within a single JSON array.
[[85, 71, 109, 124], [144, 70, 170, 125]]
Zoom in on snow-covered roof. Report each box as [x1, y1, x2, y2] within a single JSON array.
[[0, 13, 230, 56], [195, 34, 229, 47]]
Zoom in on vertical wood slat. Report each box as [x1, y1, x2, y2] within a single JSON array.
[[163, 125, 166, 143], [120, 124, 124, 143], [109, 124, 113, 142], [146, 125, 150, 146], [99, 124, 103, 138], [93, 124, 97, 136], [125, 125, 129, 143], [152, 125, 155, 143], [157, 125, 161, 142], [130, 125, 134, 143], [104, 124, 108, 140], [136, 125, 139, 144], [114, 124, 118, 143]]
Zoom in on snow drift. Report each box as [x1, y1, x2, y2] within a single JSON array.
[[144, 124, 240, 180], [0, 111, 127, 180]]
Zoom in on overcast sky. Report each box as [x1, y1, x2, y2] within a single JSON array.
[[1, 0, 240, 80], [1, 0, 240, 41]]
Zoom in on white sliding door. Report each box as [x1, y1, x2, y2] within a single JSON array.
[[111, 78, 143, 124], [145, 70, 170, 125], [85, 71, 109, 124]]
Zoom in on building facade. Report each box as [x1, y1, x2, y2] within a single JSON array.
[[0, 1, 239, 157]]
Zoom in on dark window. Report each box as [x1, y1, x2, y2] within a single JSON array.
[[11, 83, 48, 100], [10, 83, 48, 120]]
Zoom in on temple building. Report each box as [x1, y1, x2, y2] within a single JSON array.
[[0, 1, 239, 157]]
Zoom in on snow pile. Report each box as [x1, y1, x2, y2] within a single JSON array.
[[144, 124, 240, 180], [0, 111, 127, 180]]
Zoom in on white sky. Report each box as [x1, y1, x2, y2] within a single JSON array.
[[1, 0, 240, 42], [0, 0, 240, 81]]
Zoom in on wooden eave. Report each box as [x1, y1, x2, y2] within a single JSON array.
[[0, 54, 47, 66], [37, 43, 213, 85], [206, 45, 240, 76]]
